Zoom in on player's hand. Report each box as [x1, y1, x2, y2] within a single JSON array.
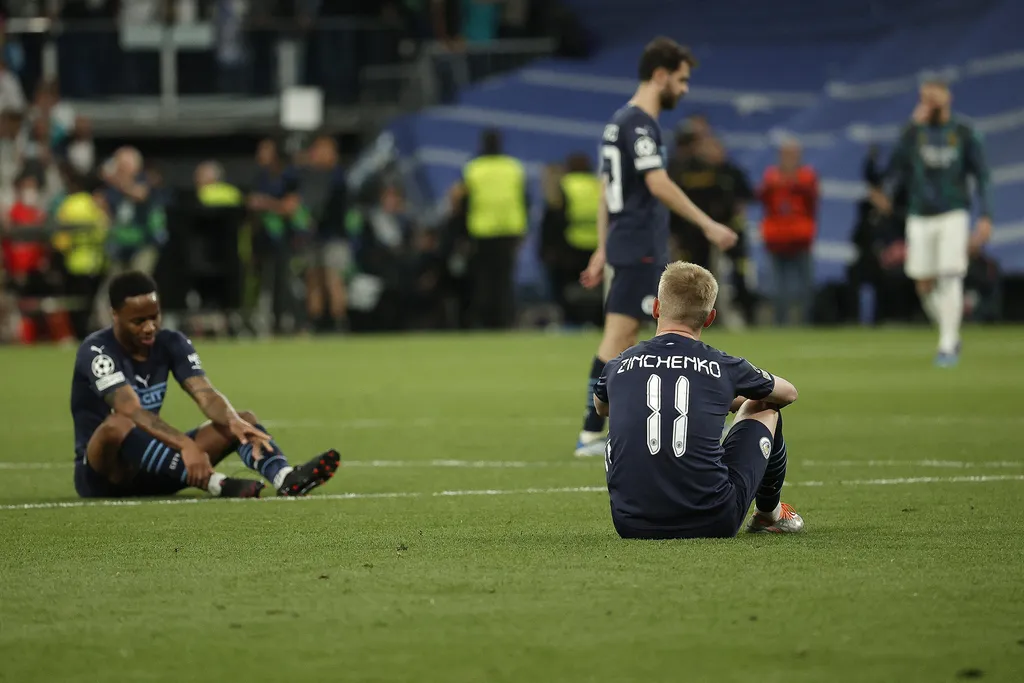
[[911, 103, 930, 124], [704, 221, 738, 251], [970, 216, 993, 255], [580, 249, 606, 289], [181, 442, 214, 489], [868, 187, 892, 214], [228, 417, 274, 461]]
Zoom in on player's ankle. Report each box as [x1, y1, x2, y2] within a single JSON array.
[[273, 467, 294, 490], [207, 472, 227, 496], [757, 501, 782, 522]]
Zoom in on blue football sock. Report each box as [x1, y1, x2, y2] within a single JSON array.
[[119, 428, 190, 486], [755, 413, 787, 513], [582, 356, 608, 433], [237, 423, 290, 486]]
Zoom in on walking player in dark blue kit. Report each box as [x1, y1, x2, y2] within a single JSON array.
[[575, 37, 739, 457], [593, 262, 804, 538], [72, 271, 340, 499]]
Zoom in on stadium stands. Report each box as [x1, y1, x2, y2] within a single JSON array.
[[388, 0, 1024, 286]]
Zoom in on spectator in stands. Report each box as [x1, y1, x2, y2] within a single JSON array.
[[345, 182, 417, 332], [248, 136, 308, 334], [540, 153, 602, 327], [102, 146, 165, 272], [19, 111, 63, 195], [450, 128, 527, 329], [31, 80, 75, 153], [299, 133, 349, 333], [96, 147, 167, 324], [0, 108, 23, 213], [758, 138, 819, 326], [2, 169, 54, 343], [668, 133, 754, 326], [0, 56, 24, 113], [848, 146, 916, 324], [65, 115, 95, 175]]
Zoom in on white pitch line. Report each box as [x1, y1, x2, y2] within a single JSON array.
[[1, 458, 1020, 472], [14, 416, 582, 434], [0, 459, 594, 471], [801, 459, 1023, 469], [1, 475, 1023, 513]]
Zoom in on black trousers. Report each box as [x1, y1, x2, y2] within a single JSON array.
[[469, 237, 519, 330]]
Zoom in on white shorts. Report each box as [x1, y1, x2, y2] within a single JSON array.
[[905, 209, 970, 279]]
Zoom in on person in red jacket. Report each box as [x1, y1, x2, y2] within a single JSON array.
[[1, 171, 70, 343], [759, 140, 818, 326]]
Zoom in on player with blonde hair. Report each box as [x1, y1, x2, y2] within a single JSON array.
[[593, 262, 803, 538]]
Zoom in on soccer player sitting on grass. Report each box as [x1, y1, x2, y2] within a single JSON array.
[[71, 271, 340, 499], [593, 262, 803, 539]]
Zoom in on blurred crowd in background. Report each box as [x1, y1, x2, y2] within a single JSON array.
[[0, 1, 1007, 344]]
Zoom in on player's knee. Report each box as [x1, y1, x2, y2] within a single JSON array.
[[601, 315, 639, 357], [916, 279, 936, 296], [237, 410, 259, 425], [734, 400, 779, 433], [97, 415, 135, 444]]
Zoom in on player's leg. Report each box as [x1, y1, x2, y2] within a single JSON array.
[[933, 210, 970, 366], [575, 264, 651, 457], [905, 215, 942, 326], [721, 400, 803, 534], [76, 416, 262, 498], [193, 410, 340, 496]]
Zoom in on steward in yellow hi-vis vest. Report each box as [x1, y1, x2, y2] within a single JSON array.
[[463, 156, 527, 239], [539, 153, 603, 328], [560, 171, 600, 251], [453, 128, 528, 330]]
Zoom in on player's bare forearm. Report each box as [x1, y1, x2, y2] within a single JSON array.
[[729, 396, 747, 413], [593, 395, 609, 418], [104, 386, 194, 451], [596, 179, 609, 253], [762, 375, 799, 408], [182, 376, 240, 427]]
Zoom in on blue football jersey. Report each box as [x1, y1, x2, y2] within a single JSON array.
[[594, 334, 776, 528], [599, 104, 670, 267], [70, 328, 205, 460]]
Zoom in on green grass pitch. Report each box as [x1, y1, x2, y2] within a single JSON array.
[[1, 327, 1023, 682]]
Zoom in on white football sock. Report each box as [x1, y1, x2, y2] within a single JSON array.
[[937, 276, 964, 354], [921, 288, 941, 324], [207, 472, 227, 496], [273, 467, 294, 490], [579, 431, 604, 444], [757, 501, 782, 522]]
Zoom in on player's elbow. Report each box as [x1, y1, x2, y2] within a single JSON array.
[[772, 380, 799, 408], [594, 396, 609, 418]]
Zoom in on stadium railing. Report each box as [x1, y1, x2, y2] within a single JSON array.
[[4, 17, 556, 134]]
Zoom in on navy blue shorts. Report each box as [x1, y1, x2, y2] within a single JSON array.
[[612, 419, 774, 540], [74, 427, 200, 499], [605, 263, 663, 320]]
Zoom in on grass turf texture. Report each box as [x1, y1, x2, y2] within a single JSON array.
[[1, 327, 1023, 683]]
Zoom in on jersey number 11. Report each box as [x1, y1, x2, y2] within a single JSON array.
[[646, 374, 689, 457]]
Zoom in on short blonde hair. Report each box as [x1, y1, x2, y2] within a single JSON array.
[[657, 261, 718, 329]]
